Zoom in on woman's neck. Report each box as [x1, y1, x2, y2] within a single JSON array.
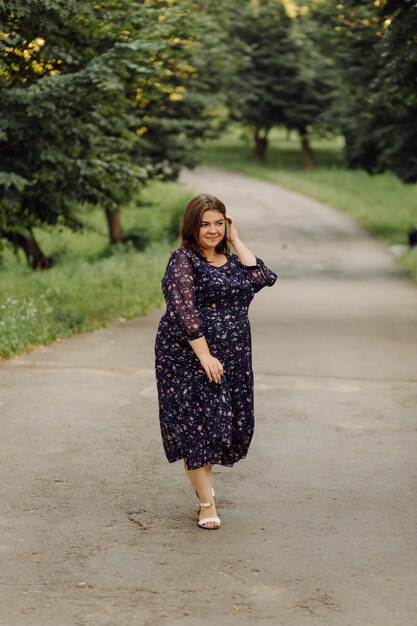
[[203, 250, 227, 265], [204, 251, 219, 261]]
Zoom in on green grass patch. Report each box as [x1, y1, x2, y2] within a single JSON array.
[[0, 181, 192, 359], [202, 128, 417, 280]]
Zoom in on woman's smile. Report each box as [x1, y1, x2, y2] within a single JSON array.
[[199, 209, 226, 249]]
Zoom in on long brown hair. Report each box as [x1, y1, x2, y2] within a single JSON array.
[[180, 193, 230, 257]]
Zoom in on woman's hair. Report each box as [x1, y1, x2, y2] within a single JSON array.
[[180, 193, 230, 257]]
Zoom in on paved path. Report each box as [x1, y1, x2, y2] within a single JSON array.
[[1, 166, 417, 626]]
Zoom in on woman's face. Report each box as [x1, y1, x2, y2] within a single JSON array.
[[198, 210, 226, 252]]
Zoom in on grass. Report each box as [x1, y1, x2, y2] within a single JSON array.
[[0, 181, 192, 360], [202, 127, 417, 280]]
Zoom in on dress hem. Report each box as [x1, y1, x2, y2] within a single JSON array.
[[167, 453, 248, 471]]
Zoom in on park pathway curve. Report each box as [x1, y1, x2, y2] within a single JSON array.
[[1, 166, 417, 626]]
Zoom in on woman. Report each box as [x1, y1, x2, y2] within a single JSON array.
[[154, 193, 277, 530]]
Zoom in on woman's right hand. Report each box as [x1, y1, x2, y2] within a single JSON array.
[[199, 354, 224, 384]]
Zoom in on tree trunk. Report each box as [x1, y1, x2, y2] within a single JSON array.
[[105, 206, 122, 244], [4, 229, 50, 270], [299, 127, 315, 170], [254, 128, 268, 161]]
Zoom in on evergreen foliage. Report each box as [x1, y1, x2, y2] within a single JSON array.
[[317, 0, 417, 183], [226, 0, 333, 163]]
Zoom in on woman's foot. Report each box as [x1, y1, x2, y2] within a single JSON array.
[[183, 460, 219, 527], [197, 500, 221, 529]]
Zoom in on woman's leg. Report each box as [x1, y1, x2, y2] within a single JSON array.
[[183, 460, 212, 487], [183, 462, 220, 528]]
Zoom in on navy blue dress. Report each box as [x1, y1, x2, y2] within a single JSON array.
[[154, 246, 277, 470]]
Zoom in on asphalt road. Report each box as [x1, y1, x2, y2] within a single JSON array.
[[1, 166, 416, 626]]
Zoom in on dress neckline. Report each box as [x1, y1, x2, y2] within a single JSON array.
[[181, 247, 230, 268], [204, 254, 229, 268]]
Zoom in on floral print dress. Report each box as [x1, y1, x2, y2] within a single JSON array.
[[154, 246, 277, 470]]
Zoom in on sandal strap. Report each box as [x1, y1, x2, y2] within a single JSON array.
[[198, 516, 221, 526], [198, 500, 215, 508]]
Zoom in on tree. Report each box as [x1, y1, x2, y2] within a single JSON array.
[[316, 0, 417, 183], [0, 1, 147, 266], [125, 1, 229, 180], [0, 0, 227, 266], [371, 0, 417, 183], [226, 0, 333, 165], [284, 8, 335, 169], [101, 0, 229, 241], [227, 0, 299, 160]]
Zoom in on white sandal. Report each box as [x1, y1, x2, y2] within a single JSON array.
[[197, 500, 221, 530], [195, 487, 216, 517]]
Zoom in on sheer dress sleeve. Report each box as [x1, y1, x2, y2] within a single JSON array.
[[233, 254, 278, 293], [162, 249, 205, 340]]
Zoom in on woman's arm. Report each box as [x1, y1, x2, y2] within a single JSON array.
[[226, 215, 256, 265], [163, 249, 206, 340], [226, 214, 278, 292], [163, 250, 224, 384], [188, 336, 224, 384]]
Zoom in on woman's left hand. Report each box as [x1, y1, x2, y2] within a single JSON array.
[[225, 215, 257, 265], [225, 214, 240, 244]]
